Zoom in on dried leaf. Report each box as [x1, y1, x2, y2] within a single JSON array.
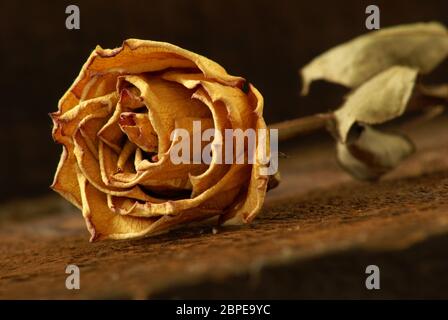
[[333, 66, 418, 142], [301, 22, 448, 94], [336, 126, 414, 181]]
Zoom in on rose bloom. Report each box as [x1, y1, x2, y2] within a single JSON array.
[[51, 40, 278, 241]]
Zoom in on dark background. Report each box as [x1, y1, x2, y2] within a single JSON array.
[[1, 0, 447, 202]]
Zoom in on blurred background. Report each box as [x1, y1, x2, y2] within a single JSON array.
[[1, 0, 447, 202]]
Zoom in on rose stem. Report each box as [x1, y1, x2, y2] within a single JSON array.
[[269, 113, 333, 142], [270, 85, 448, 143]]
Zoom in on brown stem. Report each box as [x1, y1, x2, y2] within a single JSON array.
[[270, 84, 448, 143], [417, 84, 448, 101], [269, 113, 333, 142]]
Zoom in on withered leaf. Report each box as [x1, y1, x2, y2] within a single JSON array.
[[336, 126, 414, 181], [329, 66, 420, 180], [333, 66, 418, 142], [301, 22, 448, 94]]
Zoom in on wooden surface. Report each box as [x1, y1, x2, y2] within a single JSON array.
[[0, 115, 447, 299]]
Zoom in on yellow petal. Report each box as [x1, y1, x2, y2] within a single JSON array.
[[73, 126, 150, 201], [221, 84, 270, 224], [58, 39, 244, 116], [77, 171, 158, 241], [51, 147, 82, 209], [118, 112, 158, 153]]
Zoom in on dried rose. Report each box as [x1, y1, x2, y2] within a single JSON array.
[[51, 40, 277, 241]]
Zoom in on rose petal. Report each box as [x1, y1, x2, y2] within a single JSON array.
[[221, 84, 270, 224], [118, 112, 158, 153], [51, 147, 82, 209]]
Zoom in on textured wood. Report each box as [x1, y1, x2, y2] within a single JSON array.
[[0, 115, 447, 299]]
